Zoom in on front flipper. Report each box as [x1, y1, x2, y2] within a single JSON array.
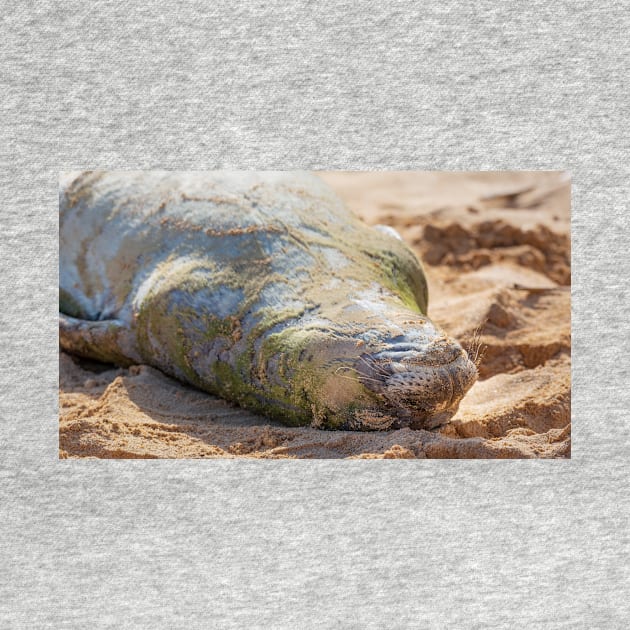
[[59, 313, 141, 366]]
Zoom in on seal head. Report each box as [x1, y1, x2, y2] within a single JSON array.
[[279, 301, 477, 431]]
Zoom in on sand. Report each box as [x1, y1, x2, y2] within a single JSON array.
[[59, 171, 571, 459]]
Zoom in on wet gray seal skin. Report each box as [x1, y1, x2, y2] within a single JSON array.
[[59, 171, 477, 430]]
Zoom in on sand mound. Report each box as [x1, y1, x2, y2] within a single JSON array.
[[59, 172, 570, 459], [419, 220, 570, 285]]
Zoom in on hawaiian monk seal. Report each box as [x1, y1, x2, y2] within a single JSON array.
[[59, 171, 477, 430]]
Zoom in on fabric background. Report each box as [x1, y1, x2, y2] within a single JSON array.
[[1, 1, 628, 627]]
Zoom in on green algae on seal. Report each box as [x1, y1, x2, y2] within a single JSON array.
[[59, 171, 477, 430]]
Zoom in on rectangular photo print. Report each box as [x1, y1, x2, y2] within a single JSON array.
[[59, 171, 570, 459]]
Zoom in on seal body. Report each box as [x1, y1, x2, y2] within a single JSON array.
[[59, 171, 477, 430]]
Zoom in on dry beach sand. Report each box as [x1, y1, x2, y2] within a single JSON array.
[[59, 172, 571, 459]]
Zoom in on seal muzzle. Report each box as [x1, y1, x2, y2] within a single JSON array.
[[355, 336, 478, 428]]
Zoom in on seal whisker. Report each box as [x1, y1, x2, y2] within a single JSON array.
[[334, 366, 384, 385], [462, 321, 487, 369], [358, 354, 391, 376]]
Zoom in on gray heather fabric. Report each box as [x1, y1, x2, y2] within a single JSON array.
[[1, 2, 628, 628]]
